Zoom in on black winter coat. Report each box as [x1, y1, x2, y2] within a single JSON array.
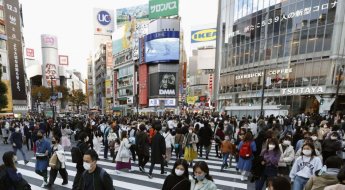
[[162, 175, 190, 190], [198, 126, 213, 146], [150, 133, 166, 163]]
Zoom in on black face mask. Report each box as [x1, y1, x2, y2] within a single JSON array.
[[37, 135, 43, 139], [52, 141, 56, 144]]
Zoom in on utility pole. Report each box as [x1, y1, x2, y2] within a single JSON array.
[[260, 69, 267, 117]]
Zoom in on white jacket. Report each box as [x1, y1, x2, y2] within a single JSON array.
[[289, 156, 323, 181], [107, 129, 118, 142], [115, 138, 131, 163], [53, 144, 66, 168], [278, 144, 295, 167], [163, 132, 174, 148]]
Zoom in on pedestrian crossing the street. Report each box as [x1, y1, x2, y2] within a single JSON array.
[[15, 145, 248, 190]]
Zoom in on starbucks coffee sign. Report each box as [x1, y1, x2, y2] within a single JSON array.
[[281, 86, 325, 96]]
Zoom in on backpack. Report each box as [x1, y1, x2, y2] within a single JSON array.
[[82, 168, 114, 190], [0, 166, 31, 190], [71, 142, 83, 163], [239, 141, 252, 159]]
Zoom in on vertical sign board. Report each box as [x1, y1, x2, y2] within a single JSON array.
[[59, 55, 69, 65], [4, 0, 26, 101], [149, 0, 179, 19]]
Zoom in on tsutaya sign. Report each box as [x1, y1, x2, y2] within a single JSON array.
[[235, 68, 292, 80], [281, 86, 325, 96]]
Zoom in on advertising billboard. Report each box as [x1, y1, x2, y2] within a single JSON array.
[[139, 64, 148, 105], [191, 28, 217, 43], [115, 4, 149, 58], [149, 0, 179, 19], [149, 99, 176, 107], [4, 0, 26, 101], [144, 31, 180, 63], [159, 72, 176, 96], [94, 8, 114, 36], [59, 55, 69, 66], [116, 4, 149, 27]]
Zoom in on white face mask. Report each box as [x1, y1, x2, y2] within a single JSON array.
[[283, 140, 291, 146], [189, 130, 193, 134], [303, 149, 312, 156], [83, 162, 91, 170], [311, 136, 317, 141], [15, 128, 20, 132], [175, 169, 184, 176], [331, 136, 337, 140], [268, 145, 275, 150], [85, 136, 89, 142]]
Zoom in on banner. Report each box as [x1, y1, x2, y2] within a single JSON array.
[[149, 0, 179, 19], [4, 0, 26, 100], [116, 4, 149, 27]]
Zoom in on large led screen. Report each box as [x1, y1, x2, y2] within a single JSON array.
[[145, 31, 179, 63]]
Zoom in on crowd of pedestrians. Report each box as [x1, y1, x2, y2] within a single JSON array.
[[0, 112, 344, 190]]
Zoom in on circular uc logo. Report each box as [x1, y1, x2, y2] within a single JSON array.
[[97, 11, 111, 26]]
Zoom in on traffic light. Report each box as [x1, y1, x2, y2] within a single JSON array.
[[320, 98, 324, 105]]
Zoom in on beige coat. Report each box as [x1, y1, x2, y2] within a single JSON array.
[[324, 184, 345, 190], [305, 174, 338, 190], [278, 144, 295, 167]]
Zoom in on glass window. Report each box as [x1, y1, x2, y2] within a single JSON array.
[[255, 41, 260, 62], [278, 35, 285, 58], [327, 0, 336, 25], [2, 66, 6, 73], [266, 38, 273, 60], [323, 24, 333, 51], [315, 26, 325, 52], [299, 29, 308, 54], [284, 33, 292, 57], [291, 31, 300, 56], [272, 36, 279, 59], [307, 28, 316, 53]]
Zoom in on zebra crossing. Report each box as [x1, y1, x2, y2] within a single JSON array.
[[15, 144, 249, 190]]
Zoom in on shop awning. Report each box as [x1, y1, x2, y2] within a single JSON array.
[[117, 97, 128, 101]]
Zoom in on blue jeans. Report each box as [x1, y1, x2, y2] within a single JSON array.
[[293, 176, 309, 190], [103, 139, 108, 158], [13, 147, 27, 161], [255, 166, 278, 190], [222, 153, 229, 165]]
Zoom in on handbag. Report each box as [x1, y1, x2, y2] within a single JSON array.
[[49, 153, 61, 169]]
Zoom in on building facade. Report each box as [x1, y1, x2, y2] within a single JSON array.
[[216, 0, 344, 117]]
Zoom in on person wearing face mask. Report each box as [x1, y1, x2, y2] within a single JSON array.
[[34, 130, 51, 187], [162, 159, 191, 190], [255, 138, 281, 190], [289, 143, 323, 190], [322, 132, 342, 165], [310, 132, 322, 152], [184, 127, 199, 167], [45, 136, 68, 188], [0, 151, 31, 190], [318, 121, 330, 142], [191, 161, 217, 190], [278, 136, 295, 176], [78, 149, 113, 190], [72, 132, 90, 190], [295, 132, 312, 152], [9, 126, 29, 165], [148, 122, 166, 179], [220, 135, 236, 171]]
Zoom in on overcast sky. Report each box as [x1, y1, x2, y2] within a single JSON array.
[[20, 0, 218, 79]]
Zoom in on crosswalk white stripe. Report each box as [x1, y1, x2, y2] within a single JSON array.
[[25, 155, 247, 189], [62, 155, 244, 181], [18, 160, 160, 190]]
